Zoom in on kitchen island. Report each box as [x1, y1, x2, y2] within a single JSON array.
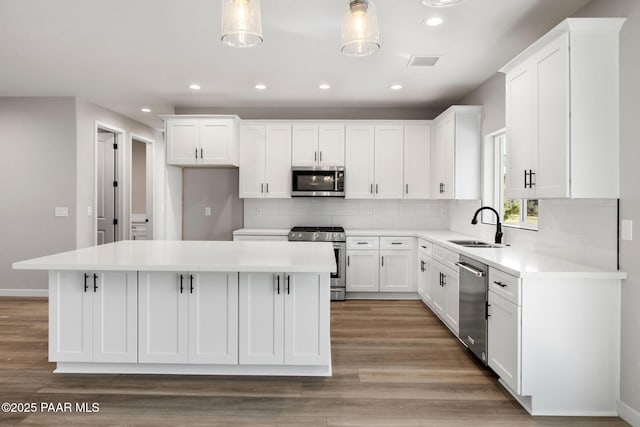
[[12, 240, 335, 376]]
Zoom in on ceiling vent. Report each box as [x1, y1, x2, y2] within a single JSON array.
[[407, 55, 440, 67]]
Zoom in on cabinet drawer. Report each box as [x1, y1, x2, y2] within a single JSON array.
[[418, 239, 433, 257], [489, 268, 520, 305], [380, 237, 414, 250], [433, 244, 459, 269], [347, 237, 379, 250]]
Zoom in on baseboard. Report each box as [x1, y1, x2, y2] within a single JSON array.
[[0, 289, 48, 297], [618, 400, 640, 427], [346, 292, 420, 300]]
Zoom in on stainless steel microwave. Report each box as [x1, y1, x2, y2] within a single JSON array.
[[291, 166, 345, 197]]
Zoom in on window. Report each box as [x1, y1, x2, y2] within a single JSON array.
[[484, 130, 538, 230]]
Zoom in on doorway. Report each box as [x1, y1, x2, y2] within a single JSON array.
[[95, 123, 125, 245], [130, 135, 154, 240]]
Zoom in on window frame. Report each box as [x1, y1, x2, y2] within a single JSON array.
[[482, 129, 538, 231]]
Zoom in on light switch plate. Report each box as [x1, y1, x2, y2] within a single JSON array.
[[621, 219, 633, 241], [55, 207, 69, 217], [205, 207, 212, 217], [87, 206, 93, 216]]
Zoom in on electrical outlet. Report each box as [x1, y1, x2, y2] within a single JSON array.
[[87, 206, 93, 216], [55, 207, 69, 217], [205, 207, 212, 217], [621, 219, 633, 241]]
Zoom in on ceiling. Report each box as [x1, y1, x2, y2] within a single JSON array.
[[0, 0, 592, 128]]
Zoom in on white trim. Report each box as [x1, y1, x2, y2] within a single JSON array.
[[94, 121, 126, 246], [129, 133, 155, 241], [346, 292, 420, 300], [55, 362, 331, 377], [0, 289, 48, 297], [618, 400, 640, 427]]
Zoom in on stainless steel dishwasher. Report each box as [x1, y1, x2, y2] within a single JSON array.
[[456, 255, 489, 365]]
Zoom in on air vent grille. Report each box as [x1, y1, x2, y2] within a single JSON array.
[[407, 56, 440, 67]]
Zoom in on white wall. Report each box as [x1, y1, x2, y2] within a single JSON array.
[[0, 97, 77, 292], [572, 0, 640, 422], [244, 199, 449, 230], [75, 99, 178, 246]]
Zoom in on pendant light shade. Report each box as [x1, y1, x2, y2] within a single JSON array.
[[422, 0, 466, 7], [341, 0, 380, 57], [221, 0, 263, 48]]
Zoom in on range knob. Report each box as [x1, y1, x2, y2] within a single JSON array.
[[313, 232, 320, 241], [297, 232, 303, 239]]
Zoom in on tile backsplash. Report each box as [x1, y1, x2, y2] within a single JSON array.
[[244, 199, 450, 230], [448, 199, 618, 270]]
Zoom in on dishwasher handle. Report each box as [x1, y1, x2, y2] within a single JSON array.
[[455, 262, 485, 277]]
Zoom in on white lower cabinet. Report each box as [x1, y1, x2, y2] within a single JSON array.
[[49, 270, 137, 363], [238, 272, 329, 366], [488, 290, 521, 393], [138, 272, 238, 364], [417, 257, 433, 306], [346, 236, 415, 293], [431, 260, 459, 334]]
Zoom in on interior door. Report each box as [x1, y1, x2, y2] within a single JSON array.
[[97, 131, 117, 245]]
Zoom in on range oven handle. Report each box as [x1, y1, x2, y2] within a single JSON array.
[[455, 262, 485, 278]]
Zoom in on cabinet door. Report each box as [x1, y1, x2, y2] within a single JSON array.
[[92, 271, 138, 363], [264, 124, 292, 198], [505, 63, 536, 199], [374, 125, 404, 199], [48, 271, 92, 362], [432, 118, 454, 200], [535, 33, 570, 198], [443, 267, 459, 334], [379, 250, 414, 292], [166, 120, 199, 165], [199, 119, 235, 165], [291, 123, 318, 167], [239, 124, 266, 198], [431, 266, 446, 318], [404, 124, 431, 199], [238, 273, 285, 365], [345, 124, 375, 199], [418, 258, 433, 306], [188, 273, 238, 364], [318, 123, 345, 166], [346, 250, 379, 292], [138, 272, 189, 363], [488, 291, 521, 393], [284, 273, 330, 365]]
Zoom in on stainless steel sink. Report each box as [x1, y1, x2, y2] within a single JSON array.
[[448, 239, 503, 248]]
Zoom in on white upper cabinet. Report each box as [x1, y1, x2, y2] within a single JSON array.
[[239, 122, 292, 198], [403, 124, 431, 199], [164, 116, 239, 166], [291, 123, 345, 167], [374, 125, 404, 199], [431, 107, 482, 200], [501, 18, 625, 199], [345, 123, 408, 200], [345, 124, 376, 198]]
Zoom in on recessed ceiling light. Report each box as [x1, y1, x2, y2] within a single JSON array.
[[319, 83, 331, 90], [141, 108, 151, 113], [422, 0, 465, 7], [255, 84, 267, 90], [189, 83, 201, 90], [424, 16, 444, 26], [390, 84, 403, 90]]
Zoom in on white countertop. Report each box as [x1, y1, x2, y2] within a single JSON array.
[[232, 228, 625, 280], [233, 228, 290, 236], [12, 240, 337, 273]]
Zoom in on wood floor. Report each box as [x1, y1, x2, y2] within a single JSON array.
[[0, 297, 628, 426]]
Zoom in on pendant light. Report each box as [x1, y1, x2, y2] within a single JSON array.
[[221, 0, 263, 48], [341, 0, 380, 57]]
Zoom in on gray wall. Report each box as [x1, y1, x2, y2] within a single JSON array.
[[573, 0, 640, 419], [182, 168, 243, 241], [0, 97, 77, 292]]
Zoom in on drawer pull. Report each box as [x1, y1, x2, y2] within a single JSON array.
[[493, 280, 508, 288], [391, 242, 402, 245], [357, 242, 368, 245]]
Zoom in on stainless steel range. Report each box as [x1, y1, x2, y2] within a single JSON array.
[[288, 226, 346, 301]]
